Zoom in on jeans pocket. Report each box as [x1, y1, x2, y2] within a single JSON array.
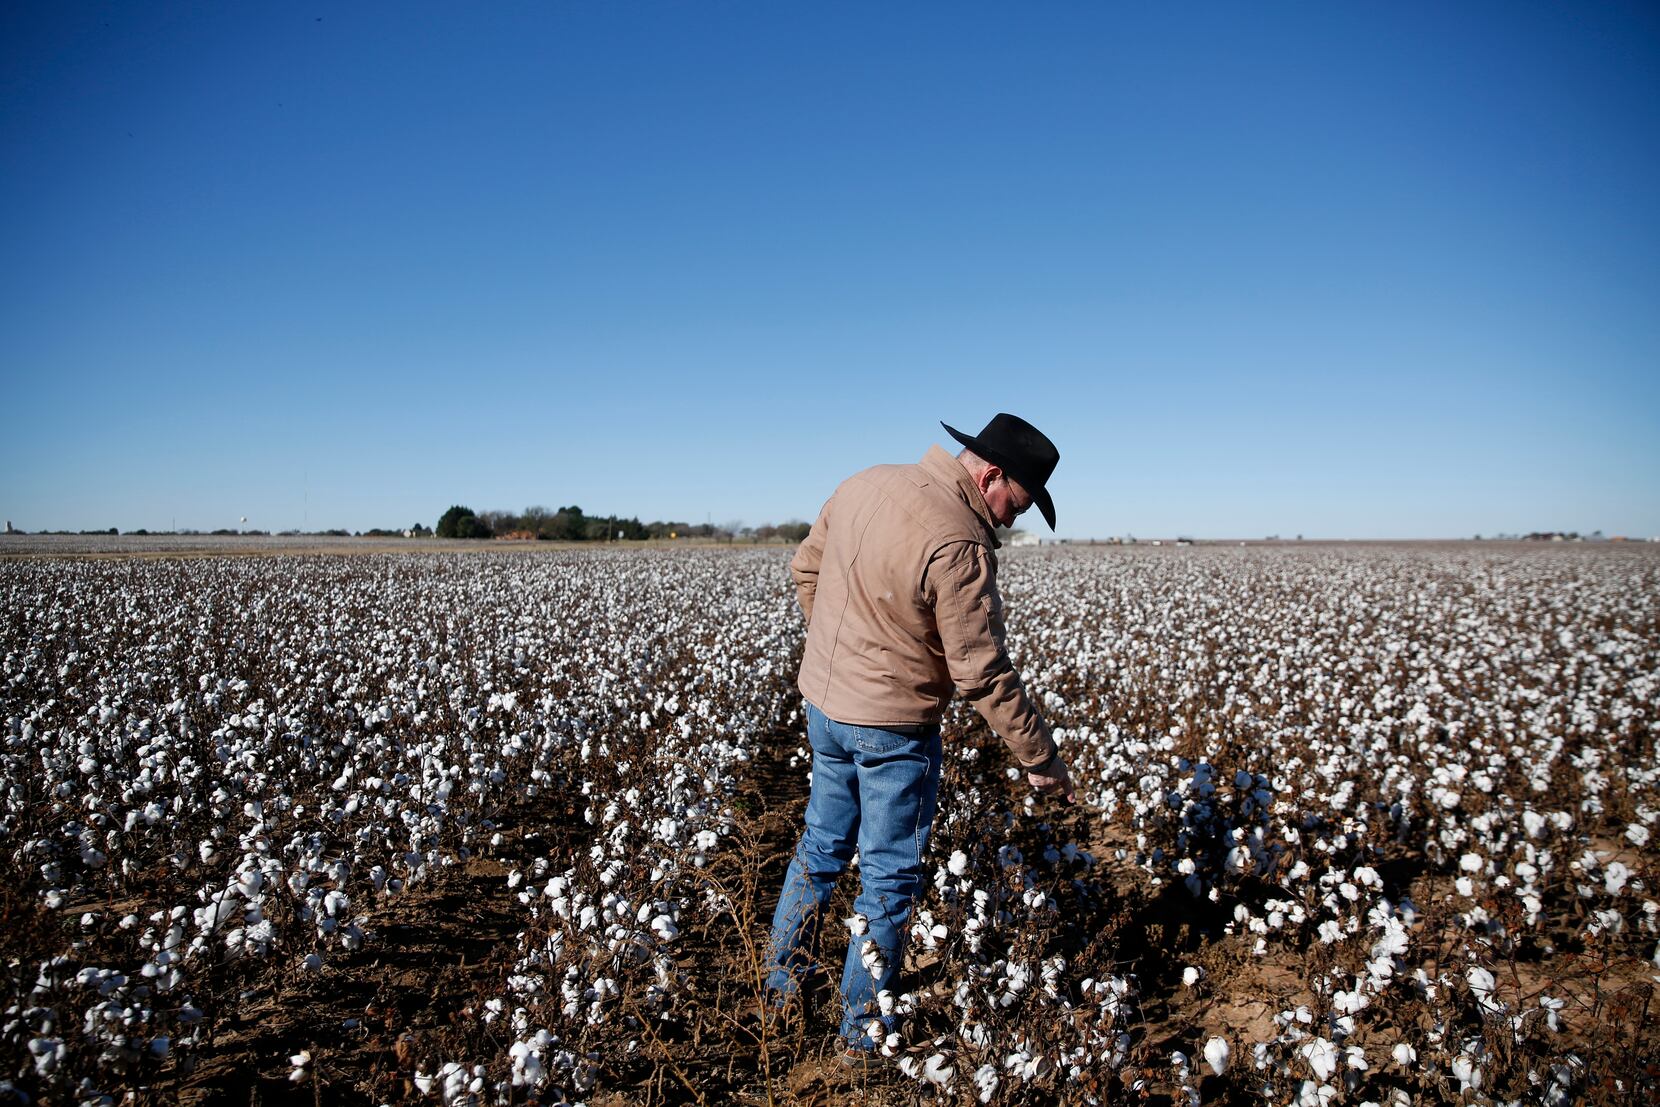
[[850, 725, 914, 755]]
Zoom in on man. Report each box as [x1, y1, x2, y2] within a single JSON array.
[[762, 413, 1076, 1065]]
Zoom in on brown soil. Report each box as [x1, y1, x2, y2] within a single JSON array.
[[163, 855, 521, 1105]]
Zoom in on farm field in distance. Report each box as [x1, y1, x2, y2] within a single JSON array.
[[2, 540, 1657, 1105]]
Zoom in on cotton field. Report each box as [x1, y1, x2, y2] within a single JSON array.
[[2, 541, 1656, 1105]]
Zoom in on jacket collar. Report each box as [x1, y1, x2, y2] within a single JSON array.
[[920, 444, 1001, 547]]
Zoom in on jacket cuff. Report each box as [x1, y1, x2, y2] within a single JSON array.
[[1025, 747, 1063, 776]]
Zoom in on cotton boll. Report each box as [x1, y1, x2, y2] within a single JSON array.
[[1302, 1038, 1338, 1081], [438, 1061, 468, 1100], [1203, 1036, 1230, 1075], [972, 1063, 999, 1103], [922, 1053, 956, 1086], [1467, 965, 1498, 1009], [1450, 1053, 1482, 1093]]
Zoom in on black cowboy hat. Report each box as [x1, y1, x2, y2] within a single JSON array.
[[941, 413, 1059, 530]]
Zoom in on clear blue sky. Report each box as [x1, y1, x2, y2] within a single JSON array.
[[4, 2, 1657, 538]]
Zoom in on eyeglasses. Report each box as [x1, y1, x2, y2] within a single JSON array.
[[1004, 476, 1032, 516]]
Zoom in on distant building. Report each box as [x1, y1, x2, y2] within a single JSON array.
[[3, 521, 11, 534]]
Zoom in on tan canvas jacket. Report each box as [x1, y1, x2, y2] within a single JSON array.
[[791, 444, 1059, 770]]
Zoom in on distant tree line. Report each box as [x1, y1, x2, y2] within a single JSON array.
[[11, 512, 814, 543], [435, 504, 810, 544]]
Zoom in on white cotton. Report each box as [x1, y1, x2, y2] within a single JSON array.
[[28, 1037, 65, 1078], [973, 1063, 999, 1103], [1181, 966, 1200, 987], [1392, 1042, 1416, 1066], [1332, 988, 1367, 1015], [922, 1053, 956, 1086], [1301, 1037, 1338, 1081], [949, 850, 969, 877], [1467, 965, 1498, 1010], [1451, 1053, 1481, 1092], [1203, 1036, 1230, 1075]]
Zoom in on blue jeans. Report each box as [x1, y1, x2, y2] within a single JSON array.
[[763, 701, 943, 1048]]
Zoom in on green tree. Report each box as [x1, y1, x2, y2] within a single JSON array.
[[437, 505, 491, 539], [541, 505, 586, 541], [460, 514, 493, 539]]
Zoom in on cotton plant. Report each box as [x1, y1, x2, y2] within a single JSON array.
[[5, 539, 1659, 1103], [1, 548, 803, 1101]]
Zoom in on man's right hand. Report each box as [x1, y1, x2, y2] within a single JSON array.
[[1027, 754, 1075, 804]]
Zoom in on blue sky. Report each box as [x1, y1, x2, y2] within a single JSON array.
[[3, 2, 1657, 538]]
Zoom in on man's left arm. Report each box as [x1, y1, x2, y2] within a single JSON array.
[[926, 541, 1058, 770]]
